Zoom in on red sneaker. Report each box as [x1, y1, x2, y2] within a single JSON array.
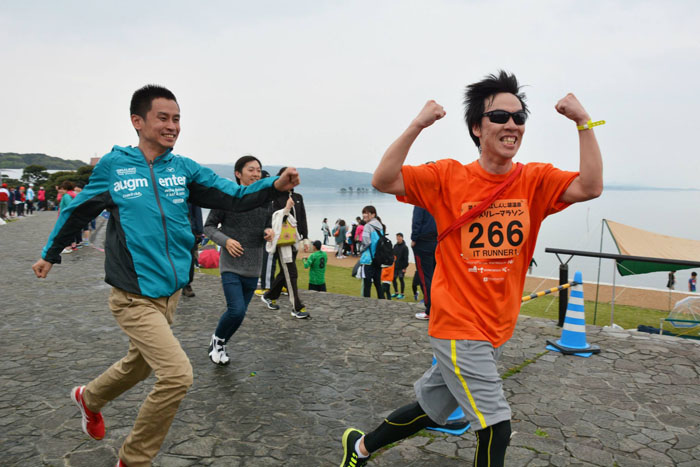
[[116, 459, 128, 467], [71, 386, 105, 440]]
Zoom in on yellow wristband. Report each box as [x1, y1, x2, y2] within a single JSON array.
[[577, 119, 605, 131]]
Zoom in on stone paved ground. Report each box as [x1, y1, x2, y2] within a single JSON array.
[[2, 212, 699, 466]]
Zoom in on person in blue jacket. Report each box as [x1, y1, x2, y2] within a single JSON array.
[[31, 84, 299, 467]]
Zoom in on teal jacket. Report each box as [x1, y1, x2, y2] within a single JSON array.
[[42, 145, 281, 298]]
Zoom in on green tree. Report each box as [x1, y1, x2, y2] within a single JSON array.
[[21, 165, 49, 186], [44, 166, 94, 205]]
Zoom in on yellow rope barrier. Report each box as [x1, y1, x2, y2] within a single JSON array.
[[522, 281, 579, 303]]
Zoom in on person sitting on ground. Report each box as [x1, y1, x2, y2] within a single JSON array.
[[303, 240, 328, 292]]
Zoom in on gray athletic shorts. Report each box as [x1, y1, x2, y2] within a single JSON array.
[[414, 337, 511, 431]]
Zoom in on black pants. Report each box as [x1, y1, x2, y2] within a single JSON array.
[[309, 283, 326, 292], [363, 264, 384, 299], [267, 249, 304, 311], [260, 248, 276, 289], [413, 246, 436, 314], [412, 274, 423, 296], [393, 269, 405, 294]]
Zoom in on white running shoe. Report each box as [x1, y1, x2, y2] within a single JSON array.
[[208, 335, 230, 365], [415, 312, 429, 320]]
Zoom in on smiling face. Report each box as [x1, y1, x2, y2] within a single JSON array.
[[132, 97, 180, 158], [472, 92, 525, 163], [235, 160, 262, 186]]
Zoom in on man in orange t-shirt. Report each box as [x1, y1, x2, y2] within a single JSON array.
[[339, 71, 603, 467]]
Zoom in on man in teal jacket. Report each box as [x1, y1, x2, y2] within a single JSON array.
[[32, 85, 299, 467]]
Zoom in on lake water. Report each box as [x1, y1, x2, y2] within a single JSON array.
[[209, 187, 699, 291]]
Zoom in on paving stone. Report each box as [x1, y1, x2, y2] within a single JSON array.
[[1, 212, 699, 466]]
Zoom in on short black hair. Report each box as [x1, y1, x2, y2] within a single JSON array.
[[313, 240, 322, 250], [234, 155, 261, 185], [130, 85, 178, 119], [464, 70, 528, 149]]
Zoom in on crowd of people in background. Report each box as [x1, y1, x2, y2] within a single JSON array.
[[316, 204, 437, 320], [0, 182, 46, 220], [0, 178, 98, 251]]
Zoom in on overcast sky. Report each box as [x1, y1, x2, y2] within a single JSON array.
[[2, 1, 699, 188]]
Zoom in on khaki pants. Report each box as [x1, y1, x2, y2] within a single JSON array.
[[83, 288, 193, 467]]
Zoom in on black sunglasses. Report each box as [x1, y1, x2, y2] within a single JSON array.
[[482, 110, 528, 125]]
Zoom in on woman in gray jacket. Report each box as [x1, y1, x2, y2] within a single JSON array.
[[204, 155, 273, 365]]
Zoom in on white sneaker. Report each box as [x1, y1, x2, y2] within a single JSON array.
[[208, 334, 230, 365], [415, 312, 429, 320], [62, 248, 73, 254]]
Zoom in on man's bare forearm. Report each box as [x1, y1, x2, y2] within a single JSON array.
[[372, 100, 446, 196], [372, 124, 423, 195], [576, 129, 603, 199]]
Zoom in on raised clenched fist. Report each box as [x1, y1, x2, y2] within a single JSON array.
[[274, 167, 300, 192], [413, 100, 446, 129], [555, 93, 590, 126]]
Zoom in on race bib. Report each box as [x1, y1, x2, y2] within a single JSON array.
[[461, 199, 530, 260]]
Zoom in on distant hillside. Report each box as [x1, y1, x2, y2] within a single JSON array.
[[204, 164, 373, 189], [0, 152, 87, 170]]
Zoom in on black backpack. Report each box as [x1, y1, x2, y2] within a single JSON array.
[[370, 225, 394, 268]]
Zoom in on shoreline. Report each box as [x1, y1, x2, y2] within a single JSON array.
[[322, 252, 696, 311]]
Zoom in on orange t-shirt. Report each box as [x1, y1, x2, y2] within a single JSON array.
[[399, 159, 578, 347]]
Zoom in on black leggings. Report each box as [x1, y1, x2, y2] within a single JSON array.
[[364, 401, 511, 467], [392, 271, 405, 294], [362, 264, 384, 299]]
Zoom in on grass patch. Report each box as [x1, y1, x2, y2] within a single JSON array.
[[535, 428, 548, 438], [520, 289, 699, 336], [502, 351, 547, 379], [198, 260, 695, 335], [199, 260, 420, 302]]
